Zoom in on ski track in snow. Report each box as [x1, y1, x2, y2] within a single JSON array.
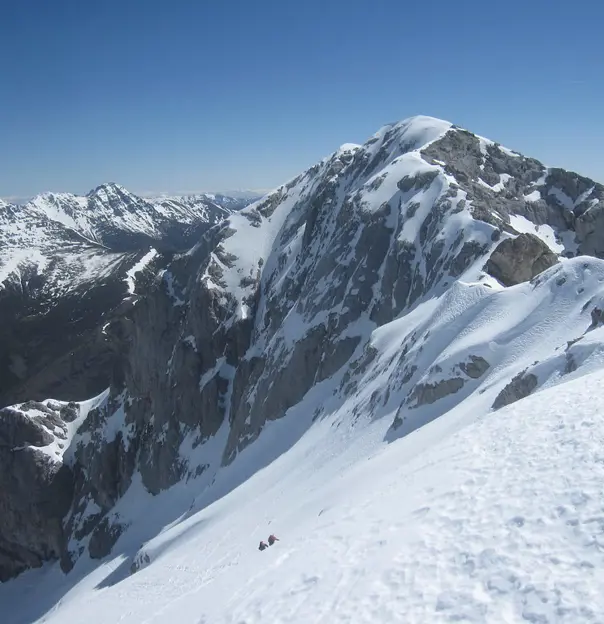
[[3, 368, 604, 623]]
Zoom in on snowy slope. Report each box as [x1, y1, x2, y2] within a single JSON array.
[[22, 114, 604, 562], [4, 254, 604, 622], [3, 115, 604, 619], [2, 354, 604, 622]]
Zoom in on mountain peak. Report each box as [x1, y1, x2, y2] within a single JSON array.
[[359, 115, 453, 168], [374, 114, 451, 137], [86, 182, 132, 199], [32, 190, 76, 203]]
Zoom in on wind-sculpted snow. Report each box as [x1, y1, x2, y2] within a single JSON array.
[[4, 115, 604, 611]]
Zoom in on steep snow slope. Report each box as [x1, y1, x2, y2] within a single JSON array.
[[2, 352, 604, 622], [3, 254, 604, 617]]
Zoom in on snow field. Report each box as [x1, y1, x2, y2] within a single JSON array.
[[3, 365, 604, 623]]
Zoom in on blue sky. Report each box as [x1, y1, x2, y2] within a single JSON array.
[[1, 0, 603, 200]]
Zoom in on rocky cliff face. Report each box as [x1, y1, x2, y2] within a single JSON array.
[[3, 116, 604, 581], [0, 400, 80, 581]]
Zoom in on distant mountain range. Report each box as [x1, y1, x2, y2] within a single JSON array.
[[0, 184, 260, 407], [1, 189, 267, 209]]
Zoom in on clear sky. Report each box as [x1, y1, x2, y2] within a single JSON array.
[[1, 0, 603, 201]]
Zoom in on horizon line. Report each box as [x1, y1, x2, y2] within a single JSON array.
[[0, 187, 272, 206]]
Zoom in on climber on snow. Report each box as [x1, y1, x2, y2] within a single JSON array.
[[268, 534, 279, 546], [259, 541, 268, 551]]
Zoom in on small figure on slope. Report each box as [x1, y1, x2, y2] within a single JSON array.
[[259, 541, 268, 551], [268, 534, 279, 546]]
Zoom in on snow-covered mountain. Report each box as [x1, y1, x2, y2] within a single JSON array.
[[2, 116, 604, 621], [0, 184, 245, 408], [20, 183, 241, 251], [150, 192, 262, 215], [0, 183, 246, 295]]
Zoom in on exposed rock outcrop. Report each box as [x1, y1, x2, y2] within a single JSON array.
[[0, 276, 129, 408], [459, 355, 490, 379], [492, 372, 539, 409], [0, 406, 74, 581], [485, 233, 559, 286], [409, 378, 466, 407], [590, 307, 604, 329]]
